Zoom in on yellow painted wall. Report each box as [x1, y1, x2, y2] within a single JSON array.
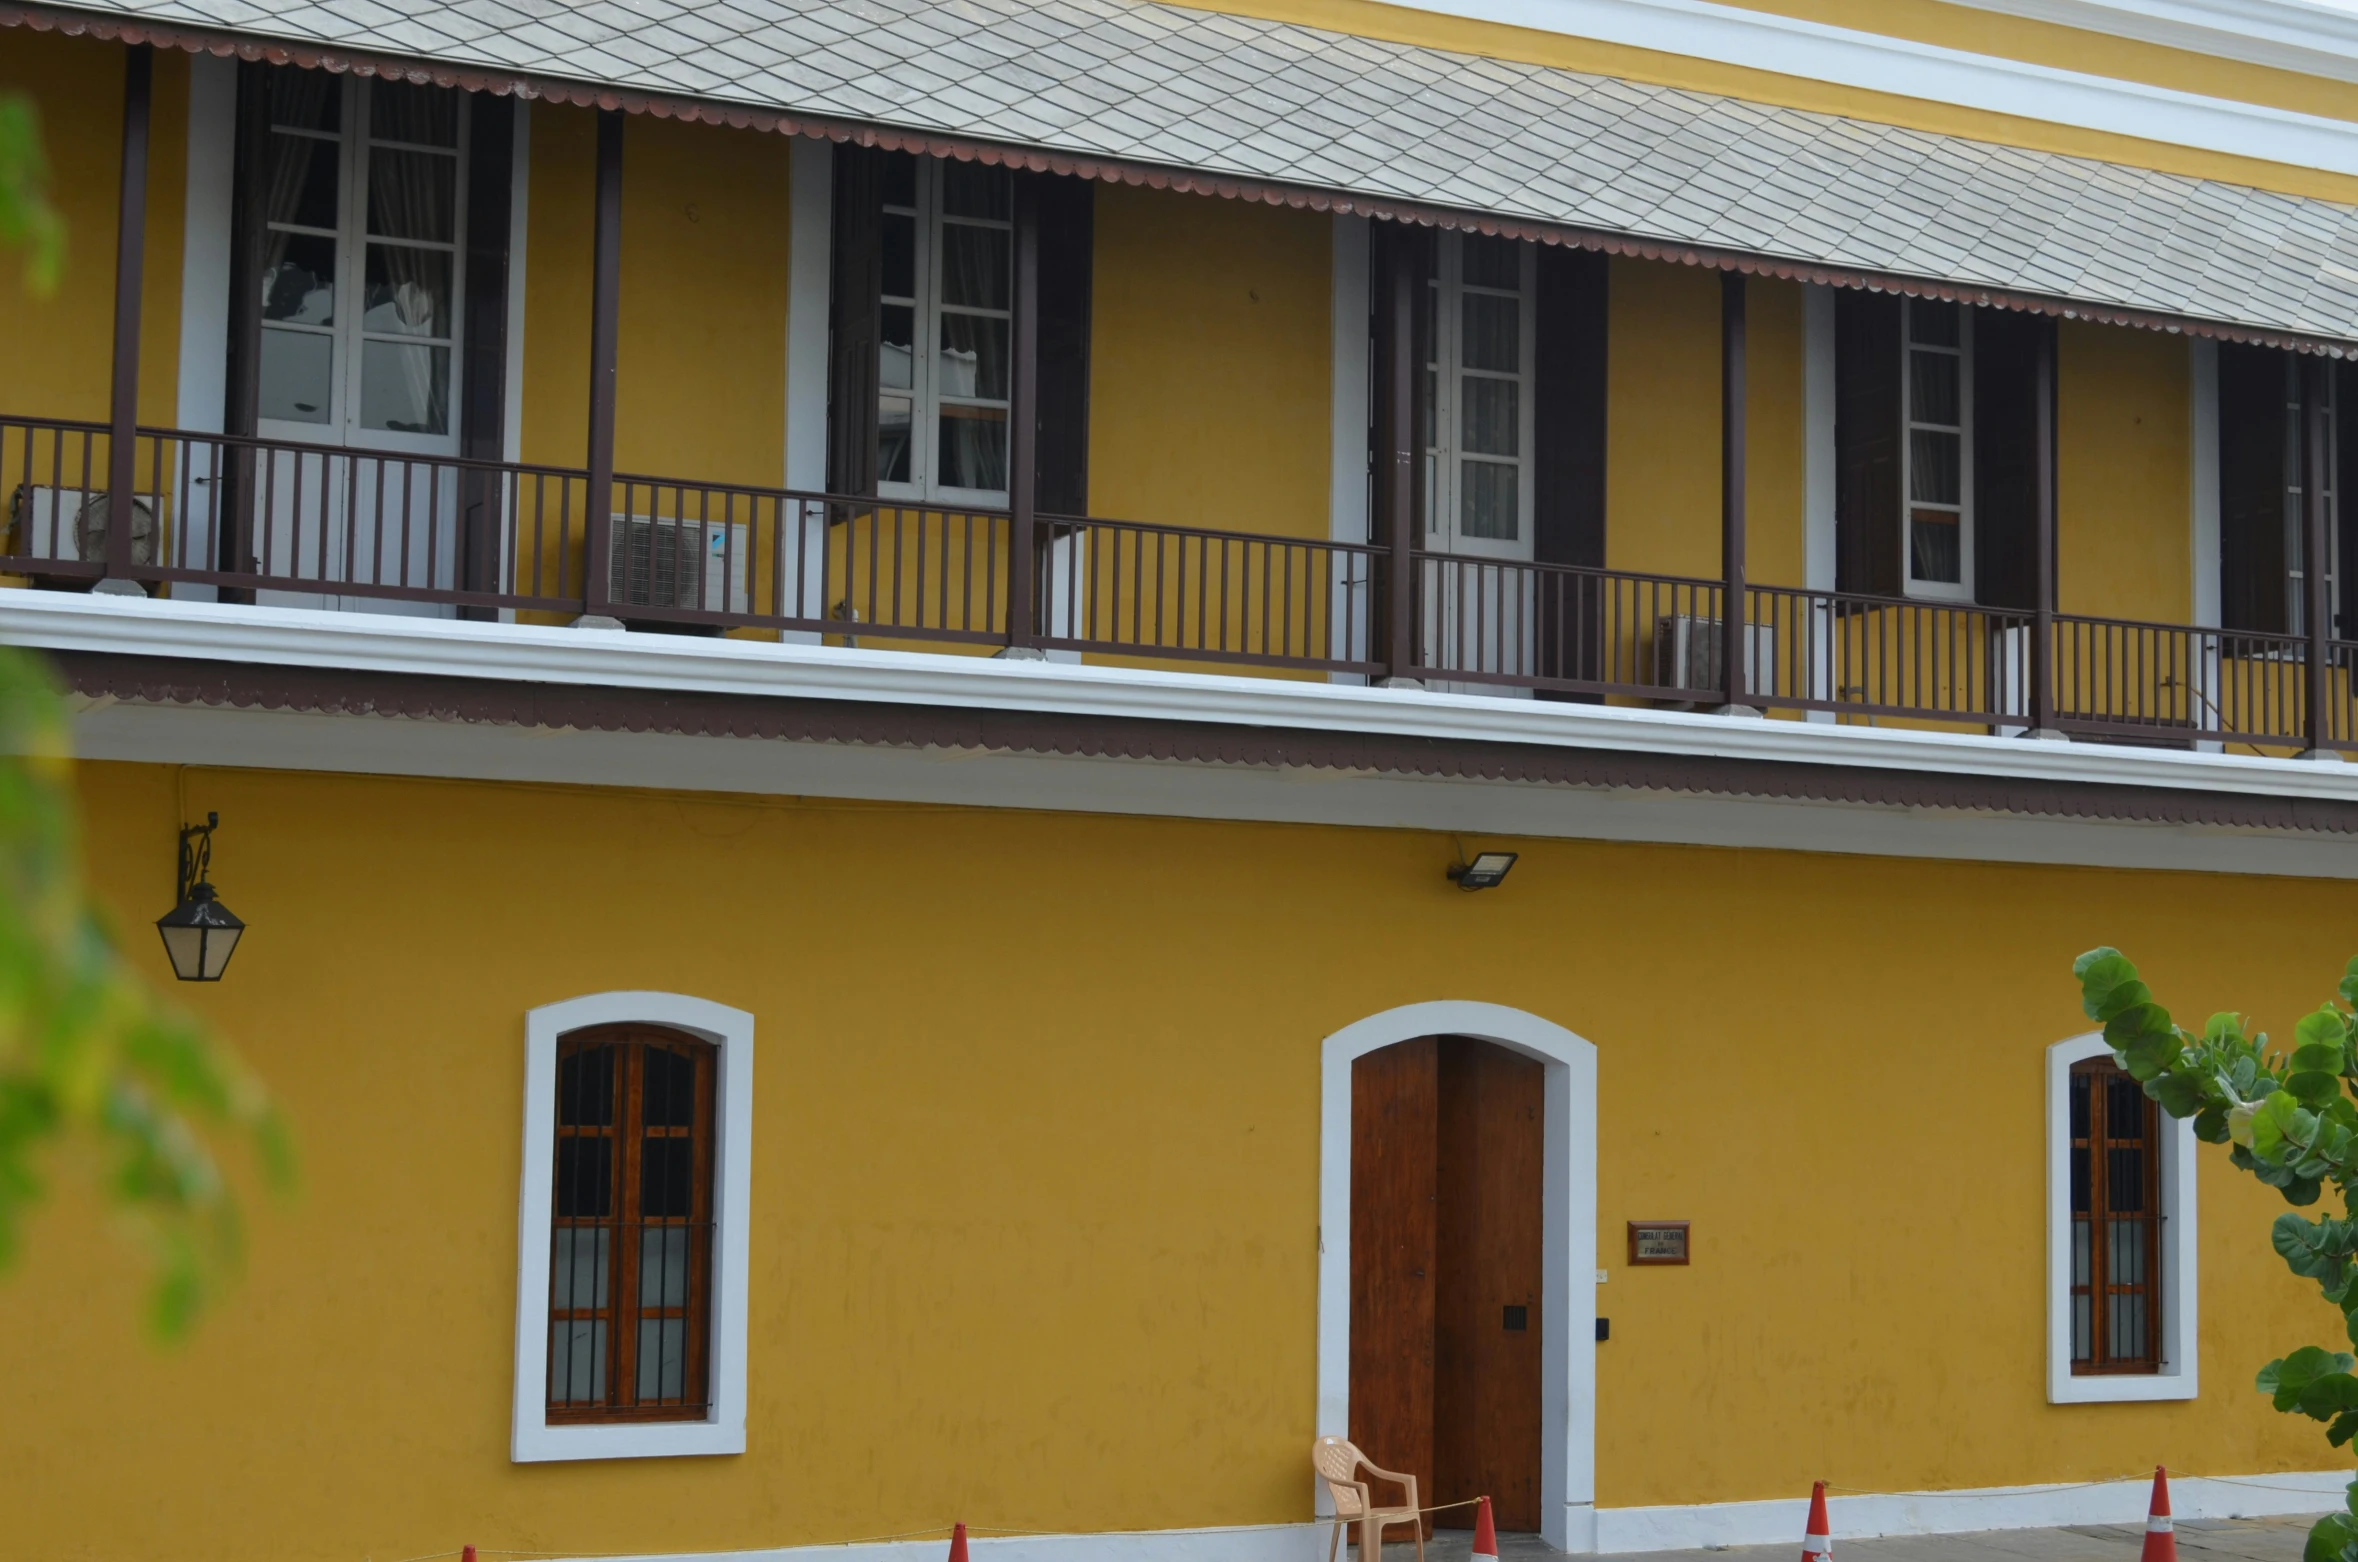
[[1606, 257, 1721, 580], [518, 105, 791, 486], [1, 756, 2342, 1560], [0, 29, 186, 426], [1088, 184, 1332, 538], [2057, 322, 2192, 624], [1161, 0, 2358, 204]]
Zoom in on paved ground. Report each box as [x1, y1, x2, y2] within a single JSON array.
[[1367, 1516, 2315, 1562]]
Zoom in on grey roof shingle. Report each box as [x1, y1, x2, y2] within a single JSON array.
[[44, 0, 2358, 342]]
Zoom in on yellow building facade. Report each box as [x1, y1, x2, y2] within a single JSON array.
[[11, 0, 2358, 1558]]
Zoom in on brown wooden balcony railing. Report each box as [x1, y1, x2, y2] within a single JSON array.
[[6, 413, 2356, 755]]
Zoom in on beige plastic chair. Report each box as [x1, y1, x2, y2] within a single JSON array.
[[1311, 1435, 1424, 1562]]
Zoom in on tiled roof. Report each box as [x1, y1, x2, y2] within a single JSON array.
[[24, 0, 2358, 345]]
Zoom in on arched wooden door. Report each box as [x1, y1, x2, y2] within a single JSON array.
[[1350, 1035, 1544, 1533]]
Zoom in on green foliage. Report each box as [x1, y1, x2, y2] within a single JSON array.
[[0, 645, 289, 1336], [2074, 948, 2358, 1562], [0, 90, 63, 295]]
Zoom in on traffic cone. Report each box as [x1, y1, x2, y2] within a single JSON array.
[[2142, 1469, 2178, 1562], [948, 1522, 970, 1562], [462, 1549, 476, 1562], [1801, 1481, 1832, 1562], [1472, 1497, 1499, 1562]]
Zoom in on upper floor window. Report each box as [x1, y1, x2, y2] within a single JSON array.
[[878, 152, 1012, 504], [1422, 232, 1535, 560], [257, 74, 468, 449], [2279, 360, 2339, 637], [2068, 1056, 2159, 1374], [548, 1025, 716, 1423], [1903, 298, 1973, 601], [2045, 1035, 2194, 1403]]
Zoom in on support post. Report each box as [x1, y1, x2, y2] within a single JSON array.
[[103, 44, 153, 592], [2305, 353, 2336, 757], [2029, 323, 2062, 737], [1004, 178, 1041, 655], [1382, 241, 1418, 685], [1718, 270, 1751, 712], [579, 108, 624, 624]]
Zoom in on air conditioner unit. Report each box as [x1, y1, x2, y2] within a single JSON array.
[[607, 515, 748, 613], [1653, 613, 1776, 705], [6, 484, 158, 565]]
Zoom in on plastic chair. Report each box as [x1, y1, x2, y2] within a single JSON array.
[[1311, 1435, 1424, 1562]]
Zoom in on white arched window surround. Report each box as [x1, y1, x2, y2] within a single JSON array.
[[1317, 1001, 1599, 1553], [2046, 1033, 2199, 1404], [511, 992, 755, 1461]]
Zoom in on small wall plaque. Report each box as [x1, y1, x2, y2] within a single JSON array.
[[1627, 1220, 1690, 1265]]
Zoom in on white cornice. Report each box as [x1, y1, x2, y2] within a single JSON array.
[[9, 591, 2358, 804], [1373, 0, 2358, 178], [1951, 0, 2358, 84]]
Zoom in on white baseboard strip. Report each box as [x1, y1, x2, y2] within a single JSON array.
[[1593, 1470, 2352, 1554], [526, 1474, 2351, 1562]]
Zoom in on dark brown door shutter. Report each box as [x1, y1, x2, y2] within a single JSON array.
[[1532, 246, 1606, 694], [2338, 360, 2358, 641], [1029, 174, 1093, 517], [1971, 307, 2052, 612], [826, 143, 885, 500], [2219, 342, 2290, 634], [1368, 222, 1434, 545], [1834, 291, 1903, 597], [458, 93, 516, 606]]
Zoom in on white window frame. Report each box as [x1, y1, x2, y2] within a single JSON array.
[[2045, 1033, 2198, 1404], [511, 991, 754, 1461], [1423, 231, 1537, 562], [256, 75, 469, 458], [878, 155, 1012, 509], [2284, 358, 2340, 637], [1901, 298, 1975, 603]]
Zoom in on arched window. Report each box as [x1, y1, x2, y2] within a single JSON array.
[[513, 993, 751, 1462], [2045, 1035, 2196, 1403], [547, 1025, 717, 1421]]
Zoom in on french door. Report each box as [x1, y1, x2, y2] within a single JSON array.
[[1421, 233, 1538, 691], [252, 72, 469, 612]]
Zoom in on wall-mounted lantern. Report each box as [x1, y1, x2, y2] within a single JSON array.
[[1446, 850, 1519, 891], [155, 812, 245, 981]]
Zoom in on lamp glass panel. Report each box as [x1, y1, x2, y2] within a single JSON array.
[[200, 924, 242, 980], [159, 922, 208, 981]]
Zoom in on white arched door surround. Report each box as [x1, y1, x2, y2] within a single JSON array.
[[1317, 1001, 1600, 1553]]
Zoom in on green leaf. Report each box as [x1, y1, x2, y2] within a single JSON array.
[[2291, 1072, 2344, 1109], [2308, 1513, 2356, 1562], [2194, 1104, 2230, 1143], [2154, 1071, 2208, 1116], [2077, 949, 2146, 1021], [2297, 1043, 2351, 1077], [2210, 1011, 2250, 1044], [2108, 1003, 2182, 1080], [2340, 958, 2358, 1011]]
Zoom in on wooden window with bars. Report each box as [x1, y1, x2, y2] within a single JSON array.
[[2069, 1057, 2162, 1374], [548, 1025, 717, 1422]]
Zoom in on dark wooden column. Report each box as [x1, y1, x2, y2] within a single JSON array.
[[581, 108, 624, 618], [1383, 245, 1418, 683], [104, 44, 154, 586], [2031, 324, 2059, 734], [1006, 178, 1041, 652], [1719, 270, 1749, 710], [2306, 353, 2334, 754]]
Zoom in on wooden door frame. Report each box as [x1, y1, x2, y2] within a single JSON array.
[[1317, 1001, 1598, 1553]]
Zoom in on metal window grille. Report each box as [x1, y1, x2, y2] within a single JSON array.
[[2068, 1058, 2162, 1374], [548, 1025, 718, 1422]]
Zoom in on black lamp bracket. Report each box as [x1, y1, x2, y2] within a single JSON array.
[[176, 812, 219, 903]]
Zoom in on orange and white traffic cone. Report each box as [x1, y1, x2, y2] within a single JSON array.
[[1472, 1497, 1500, 1562], [2142, 1468, 2178, 1562], [1801, 1481, 1832, 1562], [949, 1523, 970, 1562]]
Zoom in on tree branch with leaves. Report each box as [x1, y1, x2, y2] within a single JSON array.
[[2075, 948, 2358, 1562], [0, 646, 290, 1335]]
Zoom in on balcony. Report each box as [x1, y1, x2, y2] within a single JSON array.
[[7, 411, 2352, 759]]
